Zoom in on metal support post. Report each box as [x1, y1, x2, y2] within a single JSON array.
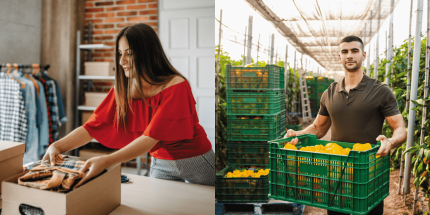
[[404, 0, 424, 195]]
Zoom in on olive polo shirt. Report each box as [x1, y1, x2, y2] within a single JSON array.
[[318, 74, 400, 144]]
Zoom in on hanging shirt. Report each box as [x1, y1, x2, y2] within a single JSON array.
[[12, 71, 40, 163], [31, 75, 50, 156], [34, 75, 54, 144], [47, 80, 60, 141], [42, 73, 67, 141], [83, 80, 212, 160], [0, 73, 27, 143]]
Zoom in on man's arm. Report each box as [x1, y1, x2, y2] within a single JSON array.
[[376, 114, 407, 157], [285, 114, 331, 139]]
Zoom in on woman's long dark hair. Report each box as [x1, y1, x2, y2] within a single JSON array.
[[114, 23, 185, 131]]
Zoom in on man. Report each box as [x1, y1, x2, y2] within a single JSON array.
[[284, 35, 407, 215]]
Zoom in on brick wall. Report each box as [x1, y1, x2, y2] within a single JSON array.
[[84, 0, 158, 63]]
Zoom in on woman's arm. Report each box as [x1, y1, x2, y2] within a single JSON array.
[[53, 126, 94, 153], [106, 135, 158, 166], [74, 135, 158, 188], [43, 126, 93, 166]]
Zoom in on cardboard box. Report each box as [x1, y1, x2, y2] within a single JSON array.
[[79, 149, 115, 160], [84, 62, 115, 76], [85, 92, 108, 107], [81, 111, 93, 125], [0, 141, 25, 194], [1, 162, 121, 215]]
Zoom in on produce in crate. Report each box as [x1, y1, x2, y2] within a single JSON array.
[[269, 134, 390, 214], [283, 141, 373, 156], [224, 168, 270, 178]]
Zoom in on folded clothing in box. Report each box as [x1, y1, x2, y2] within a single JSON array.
[[18, 154, 87, 193]]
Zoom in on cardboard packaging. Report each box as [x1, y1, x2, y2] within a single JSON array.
[[79, 149, 115, 160], [81, 111, 93, 125], [85, 92, 108, 107], [84, 62, 115, 76], [0, 141, 25, 194], [1, 162, 121, 215]]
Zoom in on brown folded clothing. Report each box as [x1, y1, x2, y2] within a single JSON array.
[[18, 154, 87, 193]]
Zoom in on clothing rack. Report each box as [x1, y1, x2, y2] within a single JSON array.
[[0, 64, 50, 71]]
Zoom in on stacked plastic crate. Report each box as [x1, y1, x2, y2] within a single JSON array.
[[307, 76, 330, 117], [216, 65, 285, 203]]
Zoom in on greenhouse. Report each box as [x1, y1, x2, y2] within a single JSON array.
[[215, 0, 430, 214]]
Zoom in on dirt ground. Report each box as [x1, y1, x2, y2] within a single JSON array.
[[300, 118, 429, 215]]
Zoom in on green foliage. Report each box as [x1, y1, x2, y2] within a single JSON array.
[[382, 37, 430, 198]]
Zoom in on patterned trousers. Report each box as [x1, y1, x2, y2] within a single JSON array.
[[150, 149, 215, 186]]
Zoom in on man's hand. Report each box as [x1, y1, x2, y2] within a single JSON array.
[[74, 155, 111, 189], [376, 135, 393, 157], [284, 129, 297, 138]]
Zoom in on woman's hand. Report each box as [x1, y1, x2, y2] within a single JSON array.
[[42, 144, 61, 166], [74, 155, 112, 188]]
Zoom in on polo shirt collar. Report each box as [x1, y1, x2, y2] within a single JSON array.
[[336, 73, 369, 93]]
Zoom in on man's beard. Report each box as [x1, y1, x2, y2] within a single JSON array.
[[343, 60, 361, 71]]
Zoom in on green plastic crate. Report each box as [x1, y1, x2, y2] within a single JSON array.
[[308, 91, 318, 100], [227, 90, 284, 115], [279, 111, 286, 134], [311, 105, 317, 114], [307, 85, 316, 94], [227, 111, 284, 141], [317, 83, 328, 92], [306, 76, 316, 85], [268, 134, 390, 215], [279, 131, 286, 139], [228, 143, 269, 167], [285, 124, 302, 131], [216, 165, 270, 203], [317, 91, 324, 99], [317, 77, 328, 83], [226, 65, 280, 90], [280, 67, 285, 89]]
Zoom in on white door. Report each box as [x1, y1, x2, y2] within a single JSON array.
[[159, 0, 215, 151]]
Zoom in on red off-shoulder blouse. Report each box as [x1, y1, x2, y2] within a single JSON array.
[[83, 81, 212, 160]]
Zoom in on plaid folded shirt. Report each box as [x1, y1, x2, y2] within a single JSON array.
[[0, 73, 27, 143], [18, 155, 87, 193]]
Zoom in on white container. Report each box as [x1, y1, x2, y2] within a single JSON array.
[[85, 92, 108, 107], [84, 62, 115, 76]]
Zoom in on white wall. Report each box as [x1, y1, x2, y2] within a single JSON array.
[[159, 0, 215, 151], [0, 0, 42, 64]]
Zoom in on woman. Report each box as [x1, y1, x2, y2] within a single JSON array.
[[42, 23, 215, 187]]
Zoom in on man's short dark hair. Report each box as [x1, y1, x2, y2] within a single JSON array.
[[340, 36, 364, 51]]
